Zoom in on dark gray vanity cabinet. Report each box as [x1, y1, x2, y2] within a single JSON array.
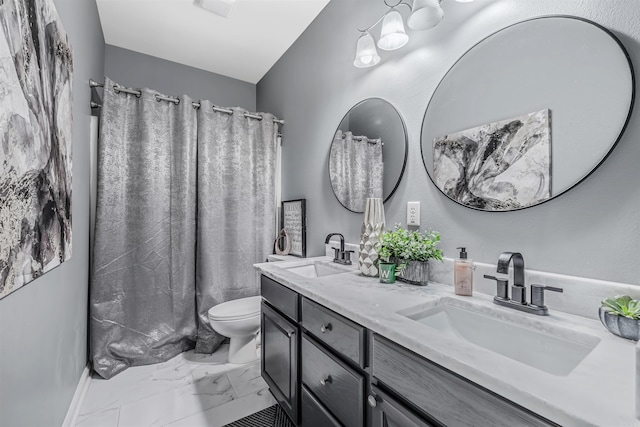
[[261, 274, 558, 427], [261, 276, 300, 424], [261, 274, 368, 427]]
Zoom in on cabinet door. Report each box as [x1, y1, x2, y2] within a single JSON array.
[[262, 301, 299, 424], [369, 386, 436, 427]]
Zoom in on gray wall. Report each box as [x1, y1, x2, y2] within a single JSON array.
[[0, 0, 105, 426], [105, 45, 256, 111], [257, 0, 640, 285]]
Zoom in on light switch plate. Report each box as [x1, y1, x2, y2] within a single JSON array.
[[407, 201, 420, 226]]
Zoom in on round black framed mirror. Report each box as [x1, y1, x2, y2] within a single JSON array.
[[329, 98, 408, 213], [420, 16, 634, 212]]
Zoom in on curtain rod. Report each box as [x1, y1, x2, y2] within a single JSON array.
[[89, 79, 285, 125]]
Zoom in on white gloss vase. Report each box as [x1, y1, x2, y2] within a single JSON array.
[[359, 198, 385, 277]]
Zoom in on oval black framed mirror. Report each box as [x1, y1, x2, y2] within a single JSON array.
[[420, 16, 634, 212], [329, 98, 408, 213]]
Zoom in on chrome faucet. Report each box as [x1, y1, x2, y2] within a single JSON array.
[[325, 233, 353, 265], [484, 252, 563, 316]]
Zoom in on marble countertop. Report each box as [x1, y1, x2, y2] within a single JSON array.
[[254, 257, 638, 427]]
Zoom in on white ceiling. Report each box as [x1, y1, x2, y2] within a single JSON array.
[[96, 0, 331, 84]]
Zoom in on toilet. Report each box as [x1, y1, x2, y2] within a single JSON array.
[[207, 296, 262, 364]]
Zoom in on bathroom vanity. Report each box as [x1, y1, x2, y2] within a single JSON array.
[[256, 257, 639, 427]]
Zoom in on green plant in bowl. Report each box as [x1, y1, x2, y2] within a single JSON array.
[[599, 295, 640, 341], [601, 295, 640, 319]]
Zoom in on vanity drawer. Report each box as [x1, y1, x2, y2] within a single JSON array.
[[369, 385, 437, 427], [301, 297, 365, 367], [261, 275, 299, 321], [372, 334, 557, 427], [302, 334, 365, 427], [301, 385, 341, 427]]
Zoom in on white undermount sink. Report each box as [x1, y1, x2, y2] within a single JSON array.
[[278, 261, 353, 279], [401, 298, 600, 376]]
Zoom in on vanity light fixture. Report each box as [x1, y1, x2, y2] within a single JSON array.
[[354, 32, 382, 68], [354, 0, 473, 68], [378, 9, 409, 50]]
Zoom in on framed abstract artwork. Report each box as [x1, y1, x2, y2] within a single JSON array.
[[0, 0, 74, 299]]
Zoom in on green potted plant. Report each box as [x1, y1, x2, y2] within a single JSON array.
[[600, 295, 640, 340], [377, 260, 396, 284], [379, 224, 444, 286]]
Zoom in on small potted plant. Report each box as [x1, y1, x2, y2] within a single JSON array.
[[378, 246, 397, 284], [600, 295, 640, 341], [379, 224, 444, 286]]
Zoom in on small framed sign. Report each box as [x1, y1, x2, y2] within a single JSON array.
[[281, 199, 306, 258]]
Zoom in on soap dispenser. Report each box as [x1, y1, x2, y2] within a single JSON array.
[[454, 247, 473, 296]]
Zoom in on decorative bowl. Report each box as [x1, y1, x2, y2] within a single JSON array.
[[599, 306, 640, 341], [397, 260, 429, 286]]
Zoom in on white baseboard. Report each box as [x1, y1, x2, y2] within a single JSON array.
[[62, 364, 92, 427]]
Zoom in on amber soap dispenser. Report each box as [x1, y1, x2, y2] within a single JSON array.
[[454, 247, 473, 296]]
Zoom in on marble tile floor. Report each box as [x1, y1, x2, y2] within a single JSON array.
[[75, 344, 275, 427]]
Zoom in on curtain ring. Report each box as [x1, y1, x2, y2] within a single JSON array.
[[274, 228, 291, 255], [174, 98, 180, 105], [155, 94, 162, 102], [114, 85, 141, 98]]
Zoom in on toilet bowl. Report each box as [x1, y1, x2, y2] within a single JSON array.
[[207, 296, 261, 364]]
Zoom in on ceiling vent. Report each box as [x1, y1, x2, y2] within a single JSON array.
[[193, 0, 236, 18]]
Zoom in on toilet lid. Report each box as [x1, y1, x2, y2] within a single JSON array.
[[208, 296, 262, 321]]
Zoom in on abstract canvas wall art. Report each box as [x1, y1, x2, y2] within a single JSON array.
[[0, 0, 73, 299], [433, 109, 551, 211]]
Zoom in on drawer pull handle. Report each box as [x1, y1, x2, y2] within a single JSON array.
[[367, 394, 379, 408], [320, 323, 332, 333], [320, 375, 332, 386]]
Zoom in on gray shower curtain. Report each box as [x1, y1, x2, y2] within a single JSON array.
[[195, 101, 278, 353], [91, 79, 278, 378], [91, 78, 198, 379]]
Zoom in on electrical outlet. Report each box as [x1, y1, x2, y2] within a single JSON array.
[[407, 201, 420, 226]]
